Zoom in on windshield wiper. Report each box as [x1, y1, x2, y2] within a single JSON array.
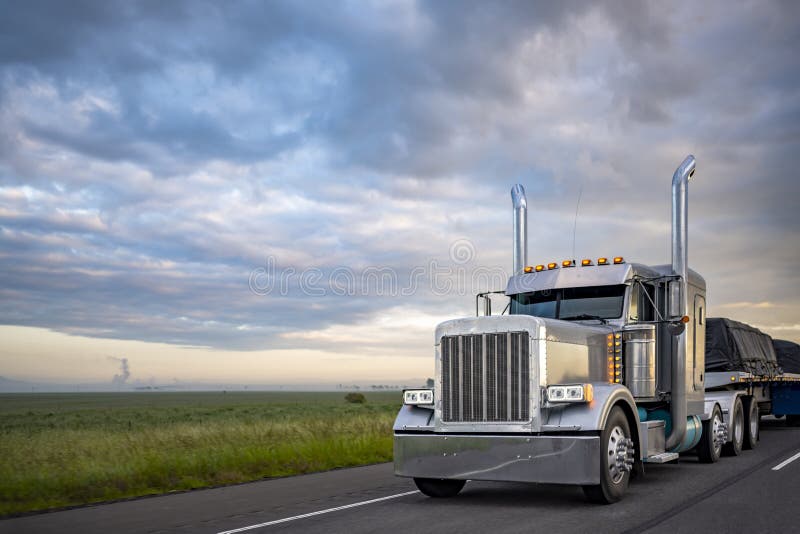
[[560, 314, 608, 324]]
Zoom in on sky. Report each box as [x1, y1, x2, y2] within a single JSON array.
[[0, 0, 798, 387]]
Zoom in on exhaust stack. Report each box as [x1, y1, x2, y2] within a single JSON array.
[[511, 185, 527, 275], [666, 155, 696, 450]]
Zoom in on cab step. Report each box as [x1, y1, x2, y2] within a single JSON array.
[[644, 452, 679, 463]]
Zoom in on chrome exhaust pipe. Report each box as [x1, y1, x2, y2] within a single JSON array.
[[666, 155, 696, 450], [511, 184, 527, 275]]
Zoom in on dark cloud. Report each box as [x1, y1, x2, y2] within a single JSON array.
[[0, 0, 798, 357]]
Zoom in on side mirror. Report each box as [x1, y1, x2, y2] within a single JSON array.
[[667, 315, 690, 336]]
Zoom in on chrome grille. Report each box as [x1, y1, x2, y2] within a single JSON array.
[[441, 331, 530, 423]]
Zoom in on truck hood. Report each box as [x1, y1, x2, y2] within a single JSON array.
[[435, 315, 611, 346]]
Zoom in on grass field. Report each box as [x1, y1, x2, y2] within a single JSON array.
[[0, 391, 401, 516]]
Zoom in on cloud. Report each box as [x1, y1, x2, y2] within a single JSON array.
[[0, 0, 798, 372], [718, 302, 776, 310]]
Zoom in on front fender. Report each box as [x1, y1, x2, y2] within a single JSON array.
[[542, 384, 642, 459]]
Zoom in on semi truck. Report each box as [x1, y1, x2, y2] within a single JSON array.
[[393, 155, 800, 503]]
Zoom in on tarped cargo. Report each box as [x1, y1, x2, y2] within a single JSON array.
[[773, 339, 800, 374], [705, 318, 780, 375]]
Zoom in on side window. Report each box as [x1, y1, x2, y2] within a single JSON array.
[[639, 284, 656, 321]]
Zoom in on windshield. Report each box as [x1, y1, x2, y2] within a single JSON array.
[[510, 285, 626, 320]]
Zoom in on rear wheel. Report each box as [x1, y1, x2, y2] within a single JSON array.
[[697, 404, 723, 463], [583, 407, 633, 504], [723, 397, 744, 456], [413, 477, 465, 498], [742, 396, 759, 450]]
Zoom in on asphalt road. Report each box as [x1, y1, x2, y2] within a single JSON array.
[[3, 420, 799, 534]]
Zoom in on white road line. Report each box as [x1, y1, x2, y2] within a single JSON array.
[[216, 490, 419, 533], [772, 450, 800, 471]]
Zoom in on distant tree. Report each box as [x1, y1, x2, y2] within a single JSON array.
[[426, 378, 434, 388], [345, 392, 366, 404]]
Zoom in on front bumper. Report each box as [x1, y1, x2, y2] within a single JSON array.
[[394, 433, 600, 485]]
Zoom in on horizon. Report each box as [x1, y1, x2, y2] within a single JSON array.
[[1, 1, 798, 386]]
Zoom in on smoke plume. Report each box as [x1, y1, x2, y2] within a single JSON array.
[[109, 357, 130, 385]]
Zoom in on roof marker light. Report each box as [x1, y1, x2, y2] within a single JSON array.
[[581, 259, 593, 266], [613, 256, 625, 264], [535, 265, 545, 272], [597, 257, 609, 265], [524, 266, 534, 273], [547, 262, 558, 270], [562, 259, 575, 268]]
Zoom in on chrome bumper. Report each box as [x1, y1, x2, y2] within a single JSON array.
[[394, 433, 600, 485]]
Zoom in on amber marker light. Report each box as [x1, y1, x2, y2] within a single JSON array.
[[597, 257, 609, 265], [613, 256, 625, 264], [535, 265, 545, 272], [562, 259, 575, 268], [547, 262, 558, 270], [524, 266, 534, 273], [581, 259, 593, 266]]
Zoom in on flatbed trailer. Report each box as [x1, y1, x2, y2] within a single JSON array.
[[706, 371, 800, 430]]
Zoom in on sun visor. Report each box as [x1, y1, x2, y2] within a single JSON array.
[[505, 264, 632, 296]]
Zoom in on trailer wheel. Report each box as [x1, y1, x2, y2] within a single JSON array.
[[583, 406, 632, 504], [742, 396, 759, 450], [723, 397, 744, 456], [413, 477, 465, 498], [697, 404, 723, 463]]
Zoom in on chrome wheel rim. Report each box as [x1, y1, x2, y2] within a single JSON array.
[[607, 426, 630, 484], [712, 414, 724, 456]]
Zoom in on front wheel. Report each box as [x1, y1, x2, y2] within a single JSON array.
[[723, 397, 744, 456], [742, 396, 759, 450], [583, 406, 633, 504], [413, 477, 465, 498]]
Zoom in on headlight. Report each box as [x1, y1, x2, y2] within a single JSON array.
[[403, 389, 434, 405], [547, 384, 593, 403]]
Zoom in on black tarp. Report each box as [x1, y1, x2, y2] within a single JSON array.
[[774, 339, 800, 374], [705, 317, 780, 375]]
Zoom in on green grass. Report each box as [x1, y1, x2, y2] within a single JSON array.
[[0, 391, 401, 516]]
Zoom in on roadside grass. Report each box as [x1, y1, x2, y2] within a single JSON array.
[[0, 391, 400, 516]]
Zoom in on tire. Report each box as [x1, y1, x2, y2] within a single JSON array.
[[697, 404, 723, 463], [787, 414, 800, 427], [413, 477, 466, 498], [723, 397, 744, 456], [583, 406, 633, 504], [742, 397, 759, 450]]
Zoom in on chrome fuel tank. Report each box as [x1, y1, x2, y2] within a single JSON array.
[[623, 324, 657, 398]]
